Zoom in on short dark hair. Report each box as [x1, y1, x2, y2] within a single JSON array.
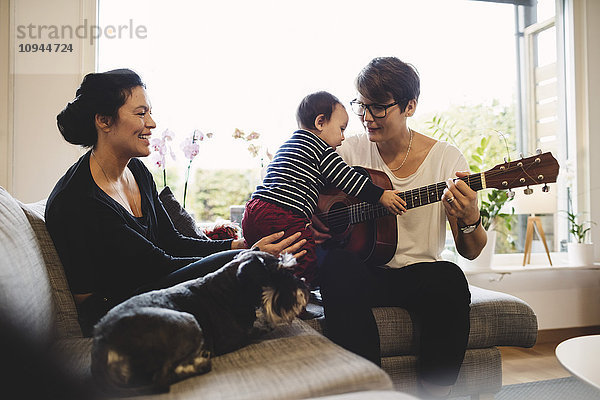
[[56, 69, 145, 148], [296, 91, 342, 130], [355, 57, 420, 112]]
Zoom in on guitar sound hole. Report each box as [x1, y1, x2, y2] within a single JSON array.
[[327, 202, 350, 235]]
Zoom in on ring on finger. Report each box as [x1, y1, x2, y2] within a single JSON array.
[[446, 197, 455, 204]]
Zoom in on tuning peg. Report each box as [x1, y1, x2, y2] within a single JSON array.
[[542, 184, 549, 192], [524, 186, 533, 195], [507, 189, 515, 199], [536, 148, 542, 155]]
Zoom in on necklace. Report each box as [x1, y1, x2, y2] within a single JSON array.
[[388, 127, 413, 172], [91, 151, 138, 215]]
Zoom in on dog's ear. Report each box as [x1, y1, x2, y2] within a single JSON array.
[[236, 252, 271, 293]]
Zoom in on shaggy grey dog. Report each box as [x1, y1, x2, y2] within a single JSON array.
[[91, 250, 309, 396]]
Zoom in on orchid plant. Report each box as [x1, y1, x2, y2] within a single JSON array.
[[149, 128, 212, 208], [149, 129, 176, 187], [181, 129, 212, 208], [233, 128, 273, 165]]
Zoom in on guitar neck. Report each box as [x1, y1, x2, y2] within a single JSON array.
[[349, 172, 485, 224]]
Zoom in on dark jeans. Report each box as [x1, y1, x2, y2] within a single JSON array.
[[145, 249, 244, 292], [79, 250, 243, 336], [318, 249, 471, 386]]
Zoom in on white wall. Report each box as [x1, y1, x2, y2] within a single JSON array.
[[1, 0, 95, 202], [568, 0, 600, 260], [468, 267, 600, 330], [579, 0, 600, 260], [1, 0, 11, 190]]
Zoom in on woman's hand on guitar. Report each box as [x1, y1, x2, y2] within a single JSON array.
[[379, 190, 407, 215], [443, 171, 480, 225], [310, 214, 332, 245], [253, 231, 308, 259]]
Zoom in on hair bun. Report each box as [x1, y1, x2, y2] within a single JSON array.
[[56, 96, 97, 147]]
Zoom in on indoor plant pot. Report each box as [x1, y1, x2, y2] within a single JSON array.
[[567, 242, 594, 266]]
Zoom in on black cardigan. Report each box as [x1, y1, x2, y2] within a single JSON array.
[[45, 151, 232, 308]]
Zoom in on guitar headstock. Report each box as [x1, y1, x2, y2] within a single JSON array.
[[484, 152, 560, 190]]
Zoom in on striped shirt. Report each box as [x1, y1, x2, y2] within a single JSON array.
[[252, 129, 384, 219]]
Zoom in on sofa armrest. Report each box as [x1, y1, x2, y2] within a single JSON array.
[[468, 285, 538, 348]]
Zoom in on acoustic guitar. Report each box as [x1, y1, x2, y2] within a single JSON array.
[[316, 151, 560, 266]]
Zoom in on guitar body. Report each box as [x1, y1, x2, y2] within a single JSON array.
[[317, 167, 397, 266]]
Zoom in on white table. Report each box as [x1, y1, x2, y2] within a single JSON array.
[[555, 334, 600, 390]]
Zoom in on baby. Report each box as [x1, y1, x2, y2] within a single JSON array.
[[241, 91, 404, 287]]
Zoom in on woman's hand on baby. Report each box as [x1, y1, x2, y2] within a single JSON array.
[[252, 231, 307, 259], [379, 190, 407, 215]]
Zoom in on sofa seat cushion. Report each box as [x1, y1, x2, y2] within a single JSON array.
[[380, 347, 502, 396], [58, 320, 392, 400], [305, 390, 419, 399], [0, 187, 54, 344], [306, 285, 537, 357], [467, 285, 537, 348]]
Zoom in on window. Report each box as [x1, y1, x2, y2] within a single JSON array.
[[514, 0, 573, 257], [98, 0, 520, 223], [96, 0, 588, 265]]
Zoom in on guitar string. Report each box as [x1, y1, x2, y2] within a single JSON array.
[[318, 163, 548, 228], [318, 167, 515, 226], [319, 155, 550, 222], [316, 179, 476, 225], [314, 176, 479, 223], [316, 159, 552, 228]]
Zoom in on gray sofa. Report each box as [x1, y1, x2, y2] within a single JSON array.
[[306, 286, 538, 398], [0, 186, 417, 400], [0, 185, 537, 399]]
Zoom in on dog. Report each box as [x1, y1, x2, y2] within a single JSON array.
[[91, 250, 309, 396]]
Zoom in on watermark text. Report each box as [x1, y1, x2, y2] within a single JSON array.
[[16, 19, 147, 45]]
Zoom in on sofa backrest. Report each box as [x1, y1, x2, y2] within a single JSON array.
[[0, 186, 82, 344], [19, 199, 83, 338], [0, 186, 55, 344]]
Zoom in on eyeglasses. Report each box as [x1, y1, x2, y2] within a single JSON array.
[[350, 99, 399, 118]]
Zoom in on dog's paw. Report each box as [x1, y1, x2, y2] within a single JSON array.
[[174, 352, 212, 378]]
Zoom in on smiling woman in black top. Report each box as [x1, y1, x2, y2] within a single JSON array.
[[46, 69, 306, 335]]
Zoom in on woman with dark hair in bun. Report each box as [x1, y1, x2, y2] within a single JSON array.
[[46, 69, 307, 335]]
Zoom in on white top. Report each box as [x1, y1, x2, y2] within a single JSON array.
[[336, 133, 468, 268]]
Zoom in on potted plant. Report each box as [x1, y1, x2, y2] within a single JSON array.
[[427, 115, 515, 269], [467, 189, 514, 269], [563, 209, 596, 266]]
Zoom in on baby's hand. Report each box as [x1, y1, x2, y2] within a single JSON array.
[[379, 190, 407, 215]]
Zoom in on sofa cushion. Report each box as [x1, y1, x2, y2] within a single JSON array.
[[19, 199, 83, 339], [306, 285, 537, 357], [146, 321, 393, 400], [58, 320, 393, 400], [159, 186, 209, 239], [305, 391, 418, 399], [0, 186, 54, 344], [380, 347, 502, 396], [467, 285, 538, 348]]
